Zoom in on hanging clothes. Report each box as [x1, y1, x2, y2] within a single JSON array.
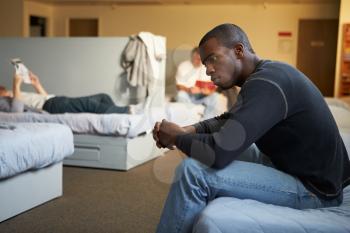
[[121, 32, 166, 103]]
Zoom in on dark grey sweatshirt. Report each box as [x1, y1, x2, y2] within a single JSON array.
[[176, 60, 350, 200]]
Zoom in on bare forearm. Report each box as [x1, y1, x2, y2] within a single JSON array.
[[13, 79, 22, 100], [34, 84, 48, 96], [29, 72, 48, 96]]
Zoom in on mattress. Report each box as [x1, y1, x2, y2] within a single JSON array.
[[0, 122, 74, 179], [0, 102, 204, 138], [193, 186, 350, 233]]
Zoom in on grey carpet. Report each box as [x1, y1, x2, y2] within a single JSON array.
[[0, 150, 185, 233]]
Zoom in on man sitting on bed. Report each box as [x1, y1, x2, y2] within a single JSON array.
[[0, 72, 141, 114], [152, 23, 350, 233]]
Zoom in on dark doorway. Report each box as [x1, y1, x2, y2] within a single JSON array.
[[297, 19, 338, 96], [30, 15, 47, 37], [69, 18, 98, 37]]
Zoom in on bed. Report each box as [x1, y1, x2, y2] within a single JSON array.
[[192, 98, 350, 233], [0, 36, 168, 171], [0, 102, 203, 170], [193, 186, 350, 233], [69, 97, 347, 171], [0, 122, 74, 222]]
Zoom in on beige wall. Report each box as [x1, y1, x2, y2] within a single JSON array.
[[52, 3, 339, 66], [0, 0, 24, 36], [335, 0, 350, 96], [23, 1, 54, 37]]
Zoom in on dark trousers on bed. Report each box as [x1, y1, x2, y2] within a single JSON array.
[[42, 93, 129, 114]]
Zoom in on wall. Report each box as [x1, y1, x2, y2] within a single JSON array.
[[0, 38, 166, 106], [0, 0, 24, 36], [52, 3, 339, 66], [334, 0, 350, 96], [0, 2, 340, 96], [23, 1, 54, 37]]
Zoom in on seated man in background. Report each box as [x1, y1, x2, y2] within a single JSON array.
[[175, 47, 224, 119], [0, 72, 132, 114]]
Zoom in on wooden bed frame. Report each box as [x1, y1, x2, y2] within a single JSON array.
[[0, 162, 63, 222]]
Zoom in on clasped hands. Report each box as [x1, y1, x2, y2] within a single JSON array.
[[152, 119, 186, 150]]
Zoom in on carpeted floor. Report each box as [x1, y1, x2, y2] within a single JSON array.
[[0, 150, 186, 233]]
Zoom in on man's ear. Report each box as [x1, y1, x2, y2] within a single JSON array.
[[233, 43, 244, 59]]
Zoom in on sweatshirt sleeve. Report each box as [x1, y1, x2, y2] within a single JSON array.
[[192, 112, 231, 133], [175, 79, 288, 169]]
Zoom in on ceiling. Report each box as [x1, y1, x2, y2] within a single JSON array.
[[25, 0, 338, 6]]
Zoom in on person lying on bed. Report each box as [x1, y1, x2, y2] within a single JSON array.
[[152, 23, 350, 233], [0, 72, 140, 114]]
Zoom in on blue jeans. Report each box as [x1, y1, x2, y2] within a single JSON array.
[[176, 91, 222, 120], [156, 145, 342, 233], [43, 93, 129, 114]]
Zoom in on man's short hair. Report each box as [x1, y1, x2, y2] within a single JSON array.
[[199, 23, 255, 54]]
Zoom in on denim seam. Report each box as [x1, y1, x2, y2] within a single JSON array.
[[198, 168, 212, 201], [175, 163, 207, 233], [208, 176, 297, 196], [175, 201, 189, 233]]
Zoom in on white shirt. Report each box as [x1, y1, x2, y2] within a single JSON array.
[[21, 92, 55, 109], [175, 60, 211, 88]]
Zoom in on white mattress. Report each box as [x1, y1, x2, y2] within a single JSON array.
[[0, 102, 204, 138], [0, 122, 74, 179]]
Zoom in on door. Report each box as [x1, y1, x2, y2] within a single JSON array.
[[30, 15, 47, 37], [297, 19, 338, 96], [69, 18, 98, 37]]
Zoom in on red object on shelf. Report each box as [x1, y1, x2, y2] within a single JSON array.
[[278, 31, 292, 37], [195, 80, 217, 90]]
